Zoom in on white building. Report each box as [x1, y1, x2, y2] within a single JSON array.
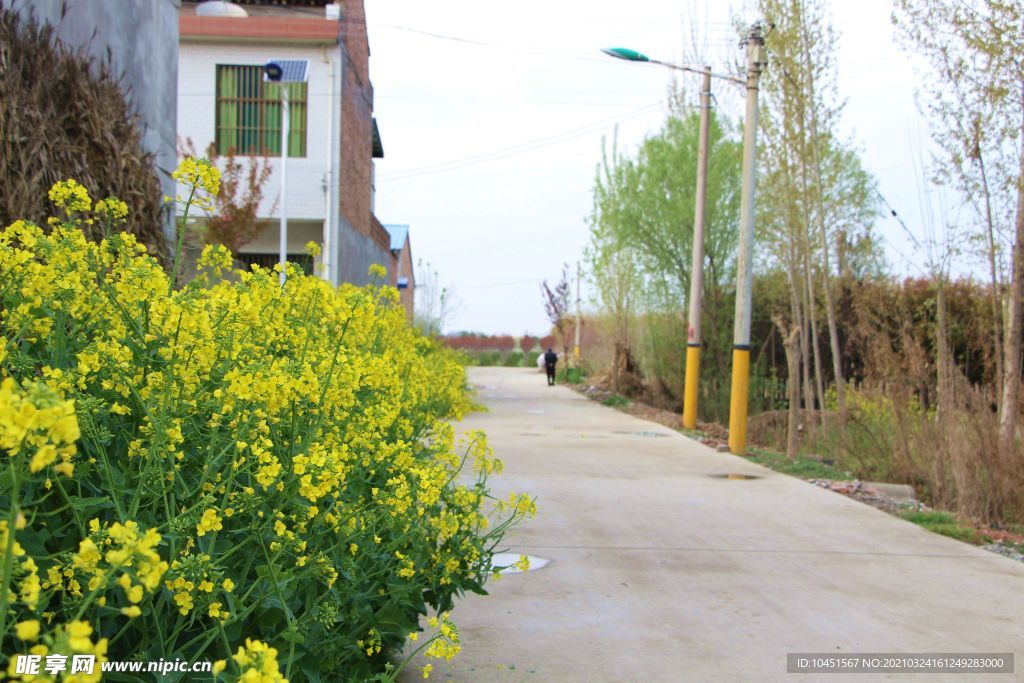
[[177, 0, 397, 287]]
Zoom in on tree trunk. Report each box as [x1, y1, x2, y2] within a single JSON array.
[[997, 87, 1024, 460], [794, 84, 826, 424], [801, 289, 815, 413], [774, 317, 802, 460], [936, 281, 952, 421], [798, 0, 845, 411], [976, 147, 1005, 400], [800, 213, 826, 420]]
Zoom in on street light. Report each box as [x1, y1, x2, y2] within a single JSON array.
[[264, 58, 309, 285], [602, 26, 765, 452]]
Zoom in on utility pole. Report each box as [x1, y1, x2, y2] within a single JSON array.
[[574, 261, 582, 364], [683, 66, 712, 430], [728, 24, 766, 455]]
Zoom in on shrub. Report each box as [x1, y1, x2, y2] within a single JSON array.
[[471, 351, 501, 367], [502, 351, 524, 367], [0, 167, 533, 681], [526, 351, 540, 369], [558, 367, 586, 385]]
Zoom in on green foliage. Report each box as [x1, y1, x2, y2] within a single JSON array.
[[503, 351, 524, 367], [601, 395, 629, 408], [900, 511, 979, 543], [557, 367, 586, 385], [471, 351, 502, 366], [526, 351, 540, 368], [587, 109, 742, 408], [746, 448, 848, 480]]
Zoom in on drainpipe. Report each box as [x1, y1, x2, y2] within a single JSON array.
[[321, 44, 334, 283], [329, 40, 344, 286]]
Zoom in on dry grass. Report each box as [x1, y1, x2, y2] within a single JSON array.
[[0, 6, 167, 263]]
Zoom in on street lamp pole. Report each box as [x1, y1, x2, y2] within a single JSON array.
[[683, 66, 712, 430], [263, 59, 309, 286], [279, 85, 289, 286], [728, 24, 767, 455]]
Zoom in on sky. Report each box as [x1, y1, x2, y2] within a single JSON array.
[[364, 0, 939, 336]]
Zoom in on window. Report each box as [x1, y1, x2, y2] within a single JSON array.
[[215, 65, 307, 157]]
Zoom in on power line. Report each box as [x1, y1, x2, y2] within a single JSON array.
[[376, 101, 663, 182], [876, 188, 923, 250], [458, 277, 547, 290]]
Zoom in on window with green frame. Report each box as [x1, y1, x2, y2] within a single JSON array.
[[215, 64, 307, 157]]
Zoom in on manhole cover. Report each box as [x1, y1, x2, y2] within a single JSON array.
[[611, 431, 670, 438], [710, 473, 762, 480], [491, 552, 551, 573]]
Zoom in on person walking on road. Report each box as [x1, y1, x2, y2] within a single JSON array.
[[544, 347, 558, 386]]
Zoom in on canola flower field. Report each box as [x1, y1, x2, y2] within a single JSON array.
[[0, 161, 533, 682]]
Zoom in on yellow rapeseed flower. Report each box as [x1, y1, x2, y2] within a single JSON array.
[[15, 620, 40, 641]]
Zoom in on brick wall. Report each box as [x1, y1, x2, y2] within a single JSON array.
[[339, 0, 384, 255]]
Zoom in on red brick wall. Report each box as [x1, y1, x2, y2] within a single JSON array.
[[339, 0, 387, 253]]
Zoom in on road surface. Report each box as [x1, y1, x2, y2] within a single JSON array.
[[403, 367, 1024, 682]]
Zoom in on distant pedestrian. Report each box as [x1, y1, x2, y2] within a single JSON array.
[[544, 348, 558, 386]]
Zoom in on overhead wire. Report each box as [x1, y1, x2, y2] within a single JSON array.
[[376, 101, 664, 182]]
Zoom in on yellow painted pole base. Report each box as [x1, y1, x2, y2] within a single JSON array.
[[682, 345, 701, 429], [728, 347, 750, 455]]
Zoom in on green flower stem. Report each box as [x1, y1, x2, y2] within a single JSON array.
[[169, 185, 197, 295], [52, 475, 86, 540], [257, 535, 296, 678], [73, 559, 125, 622], [0, 462, 23, 652], [383, 632, 445, 682]]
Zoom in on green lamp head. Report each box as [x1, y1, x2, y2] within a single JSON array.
[[601, 47, 651, 62]]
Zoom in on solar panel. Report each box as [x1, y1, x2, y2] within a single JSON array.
[[264, 59, 309, 83]]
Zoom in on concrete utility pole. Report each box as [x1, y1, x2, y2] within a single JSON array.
[[574, 261, 582, 364], [728, 24, 767, 455], [683, 66, 713, 430]]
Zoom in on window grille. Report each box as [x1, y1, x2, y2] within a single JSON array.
[[215, 64, 307, 157]]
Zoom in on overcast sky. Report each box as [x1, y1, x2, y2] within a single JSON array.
[[365, 0, 939, 336]]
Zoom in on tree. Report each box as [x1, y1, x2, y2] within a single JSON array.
[[587, 109, 743, 405], [414, 259, 459, 337], [757, 0, 881, 448], [180, 139, 274, 254], [542, 264, 573, 361], [892, 0, 1024, 460]]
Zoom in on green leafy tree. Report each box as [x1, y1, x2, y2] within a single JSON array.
[[757, 0, 882, 441], [588, 109, 742, 405]]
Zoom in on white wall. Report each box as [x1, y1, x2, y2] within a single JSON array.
[[177, 42, 333, 222]]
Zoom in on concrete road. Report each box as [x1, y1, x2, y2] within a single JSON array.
[[405, 367, 1024, 682]]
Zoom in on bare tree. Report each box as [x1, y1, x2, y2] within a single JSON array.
[[893, 0, 1024, 460], [414, 259, 460, 337], [542, 264, 573, 361]]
